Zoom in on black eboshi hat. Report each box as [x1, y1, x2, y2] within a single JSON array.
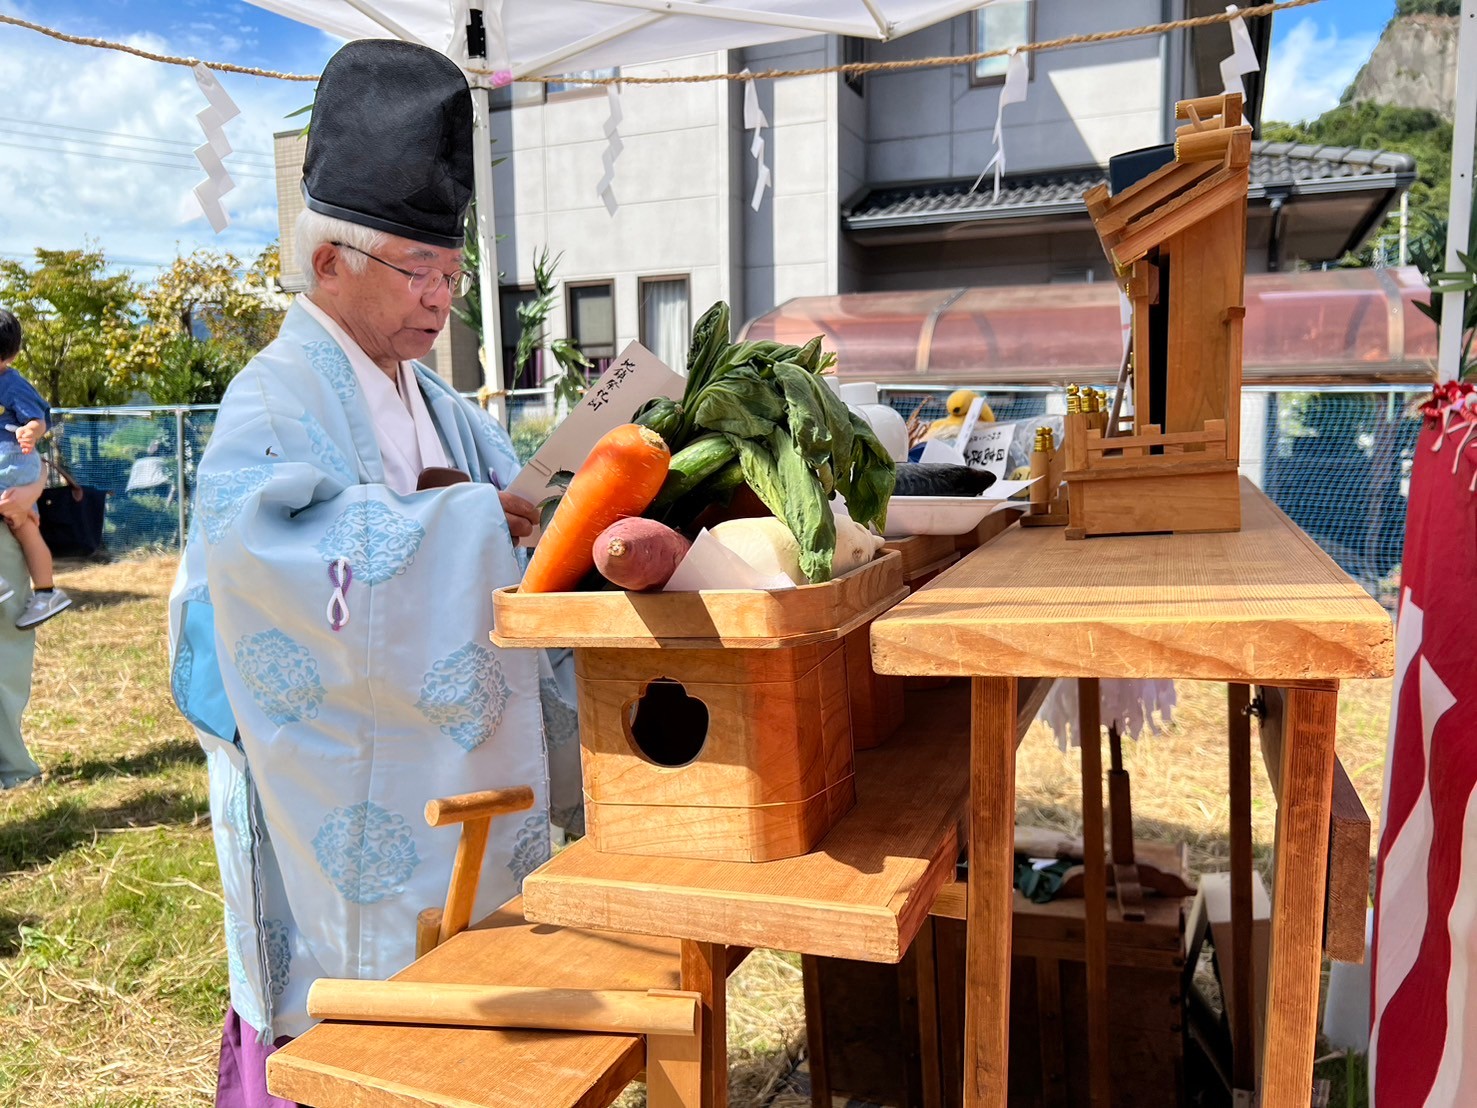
[[302, 39, 475, 250]]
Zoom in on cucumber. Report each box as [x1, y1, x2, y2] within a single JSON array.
[[633, 397, 684, 447], [650, 434, 738, 508]]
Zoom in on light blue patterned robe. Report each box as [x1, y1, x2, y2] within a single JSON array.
[[168, 301, 576, 1040]]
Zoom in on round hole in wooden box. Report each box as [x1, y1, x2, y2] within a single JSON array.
[[624, 679, 710, 767]]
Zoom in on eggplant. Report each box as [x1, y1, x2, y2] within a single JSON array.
[[893, 463, 998, 498]]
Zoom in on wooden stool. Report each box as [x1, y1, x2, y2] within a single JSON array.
[[271, 786, 706, 1107]]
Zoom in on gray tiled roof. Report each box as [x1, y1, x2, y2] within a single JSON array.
[[843, 141, 1417, 229]]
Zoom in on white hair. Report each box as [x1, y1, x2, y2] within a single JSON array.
[[294, 209, 388, 291]]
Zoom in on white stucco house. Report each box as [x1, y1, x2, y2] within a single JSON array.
[[274, 1, 1416, 393]]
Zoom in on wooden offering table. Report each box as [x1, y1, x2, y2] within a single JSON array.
[[521, 678, 1051, 1106], [869, 480, 1394, 1108]]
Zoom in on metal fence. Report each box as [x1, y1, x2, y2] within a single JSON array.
[[44, 388, 559, 557], [45, 383, 1423, 609]]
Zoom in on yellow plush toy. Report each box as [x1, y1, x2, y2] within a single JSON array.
[[924, 388, 995, 440]]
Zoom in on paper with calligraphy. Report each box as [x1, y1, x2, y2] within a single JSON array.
[[507, 341, 685, 547]]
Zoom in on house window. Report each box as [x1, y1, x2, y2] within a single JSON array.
[[972, 1, 1033, 85], [639, 277, 691, 371], [547, 68, 620, 99], [500, 286, 542, 389], [568, 281, 617, 376]]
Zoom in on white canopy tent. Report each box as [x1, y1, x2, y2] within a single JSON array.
[[248, 0, 1477, 401], [244, 0, 1004, 422]]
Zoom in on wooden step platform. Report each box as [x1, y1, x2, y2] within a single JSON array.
[[267, 899, 681, 1108], [522, 680, 1050, 964]]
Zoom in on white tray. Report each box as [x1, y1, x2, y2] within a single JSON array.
[[882, 495, 1025, 538]]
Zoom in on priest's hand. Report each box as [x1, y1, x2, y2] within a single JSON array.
[[500, 491, 540, 540]]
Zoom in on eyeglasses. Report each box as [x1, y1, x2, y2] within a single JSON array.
[[331, 242, 472, 298]]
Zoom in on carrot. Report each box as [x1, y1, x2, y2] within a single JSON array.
[[594, 518, 692, 591], [521, 424, 671, 593]]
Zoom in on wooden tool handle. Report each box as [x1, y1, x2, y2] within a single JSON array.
[[439, 818, 492, 945], [416, 907, 443, 959], [306, 980, 699, 1037], [424, 785, 535, 828]]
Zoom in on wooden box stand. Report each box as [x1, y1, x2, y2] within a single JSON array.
[[576, 640, 856, 860], [493, 553, 908, 863]]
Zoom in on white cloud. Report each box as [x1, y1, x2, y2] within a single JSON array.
[[0, 24, 316, 277], [1262, 16, 1380, 124]]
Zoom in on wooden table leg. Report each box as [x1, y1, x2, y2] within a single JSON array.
[[1259, 684, 1338, 1107], [965, 676, 1016, 1108], [799, 955, 831, 1108], [647, 989, 705, 1108], [1077, 678, 1112, 1108], [1227, 683, 1256, 1094], [681, 940, 728, 1108]]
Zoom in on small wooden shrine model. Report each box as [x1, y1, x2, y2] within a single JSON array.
[[1065, 92, 1252, 539]]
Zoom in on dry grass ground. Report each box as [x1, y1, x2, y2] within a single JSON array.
[[0, 556, 1390, 1107]]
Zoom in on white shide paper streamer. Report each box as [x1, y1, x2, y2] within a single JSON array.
[[972, 49, 1029, 201], [1219, 4, 1260, 97], [192, 64, 240, 234], [1037, 679, 1178, 754], [596, 85, 623, 215], [741, 71, 771, 212]]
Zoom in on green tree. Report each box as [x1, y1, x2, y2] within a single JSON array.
[[117, 244, 287, 404], [0, 246, 140, 407], [1263, 102, 1458, 269], [512, 248, 591, 411]]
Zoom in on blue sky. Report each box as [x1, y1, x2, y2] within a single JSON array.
[[0, 0, 1399, 279], [1262, 0, 1394, 123]]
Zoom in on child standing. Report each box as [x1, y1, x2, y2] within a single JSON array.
[[0, 309, 71, 629]]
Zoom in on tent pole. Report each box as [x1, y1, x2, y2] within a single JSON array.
[[468, 2, 508, 428], [473, 86, 507, 426], [1439, 0, 1477, 383]]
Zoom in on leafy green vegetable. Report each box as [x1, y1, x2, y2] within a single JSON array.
[[770, 430, 836, 583], [630, 300, 896, 582], [692, 366, 785, 440], [842, 415, 894, 532], [771, 362, 834, 466]]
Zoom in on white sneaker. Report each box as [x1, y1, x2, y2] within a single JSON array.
[[0, 576, 11, 605], [16, 587, 71, 630]]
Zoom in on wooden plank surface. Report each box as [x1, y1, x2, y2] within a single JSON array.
[[871, 481, 1393, 683], [492, 552, 906, 649], [267, 900, 680, 1108], [523, 681, 1044, 963]]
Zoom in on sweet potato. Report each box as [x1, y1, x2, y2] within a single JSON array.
[[593, 518, 692, 591]]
